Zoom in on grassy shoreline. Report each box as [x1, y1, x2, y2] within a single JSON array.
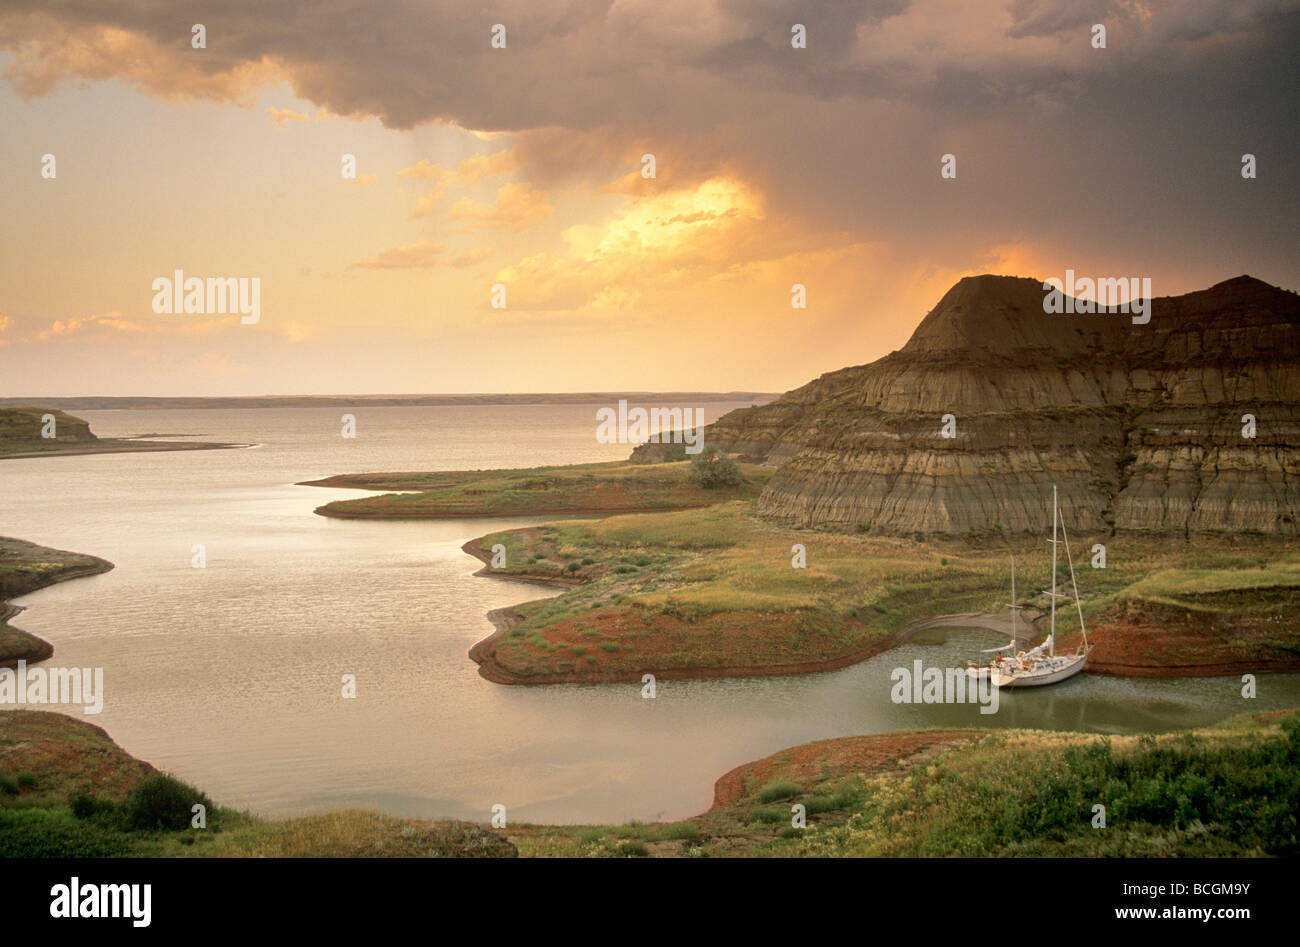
[[303, 460, 771, 519], [461, 535, 1013, 684], [510, 708, 1300, 857], [0, 711, 517, 858], [4, 708, 1295, 857], [0, 439, 248, 460], [460, 502, 1300, 685], [0, 537, 115, 668]]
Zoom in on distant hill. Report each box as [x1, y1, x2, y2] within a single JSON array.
[[0, 407, 96, 445], [0, 406, 242, 459], [639, 274, 1300, 537]]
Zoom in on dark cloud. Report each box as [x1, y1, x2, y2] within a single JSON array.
[[1005, 0, 1115, 39], [2, 0, 1295, 287], [1, 0, 1288, 129]]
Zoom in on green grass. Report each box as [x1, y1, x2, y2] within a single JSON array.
[[309, 460, 771, 519], [506, 710, 1300, 857], [662, 821, 702, 841], [467, 498, 1300, 681], [758, 780, 801, 803], [797, 714, 1300, 857], [27, 703, 1270, 861]]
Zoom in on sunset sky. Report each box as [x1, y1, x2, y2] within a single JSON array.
[[1, 0, 1296, 396]]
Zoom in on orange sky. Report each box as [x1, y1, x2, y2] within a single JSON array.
[[1, 1, 1295, 395]]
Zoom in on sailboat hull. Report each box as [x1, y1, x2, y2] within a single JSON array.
[[995, 649, 1090, 688]]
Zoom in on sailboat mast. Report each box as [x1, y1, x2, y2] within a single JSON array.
[[1010, 554, 1016, 641], [1050, 485, 1058, 658], [1060, 513, 1088, 650]]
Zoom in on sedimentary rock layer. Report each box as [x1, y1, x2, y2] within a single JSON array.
[[683, 274, 1300, 536]]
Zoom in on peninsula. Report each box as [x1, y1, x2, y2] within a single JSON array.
[[0, 536, 113, 667], [0, 407, 245, 460]]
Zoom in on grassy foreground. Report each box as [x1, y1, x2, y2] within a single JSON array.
[[0, 712, 516, 858], [3, 708, 1295, 857], [465, 502, 1300, 683], [304, 459, 770, 519], [514, 709, 1300, 857]]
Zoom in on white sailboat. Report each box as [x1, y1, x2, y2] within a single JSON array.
[[965, 554, 1021, 682], [970, 485, 1092, 688]]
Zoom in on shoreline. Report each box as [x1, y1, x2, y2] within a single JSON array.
[[316, 502, 706, 521], [1084, 656, 1300, 677], [0, 439, 251, 461], [708, 728, 982, 811], [298, 460, 770, 521], [462, 536, 1045, 686], [461, 533, 1300, 685], [0, 538, 115, 668], [467, 602, 1002, 686]]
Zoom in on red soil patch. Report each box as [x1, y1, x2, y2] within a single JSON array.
[[462, 535, 905, 685], [589, 481, 631, 506], [470, 603, 902, 685], [1083, 604, 1300, 678], [0, 710, 155, 800], [710, 730, 980, 810]]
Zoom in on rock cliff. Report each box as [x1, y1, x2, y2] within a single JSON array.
[[659, 274, 1300, 536]]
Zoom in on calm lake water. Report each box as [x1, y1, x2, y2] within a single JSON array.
[[3, 403, 1298, 824]]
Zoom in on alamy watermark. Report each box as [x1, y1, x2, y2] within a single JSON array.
[[50, 877, 150, 927], [151, 270, 260, 324], [596, 400, 704, 454], [890, 659, 999, 715], [0, 660, 104, 714], [1043, 269, 1151, 325]]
